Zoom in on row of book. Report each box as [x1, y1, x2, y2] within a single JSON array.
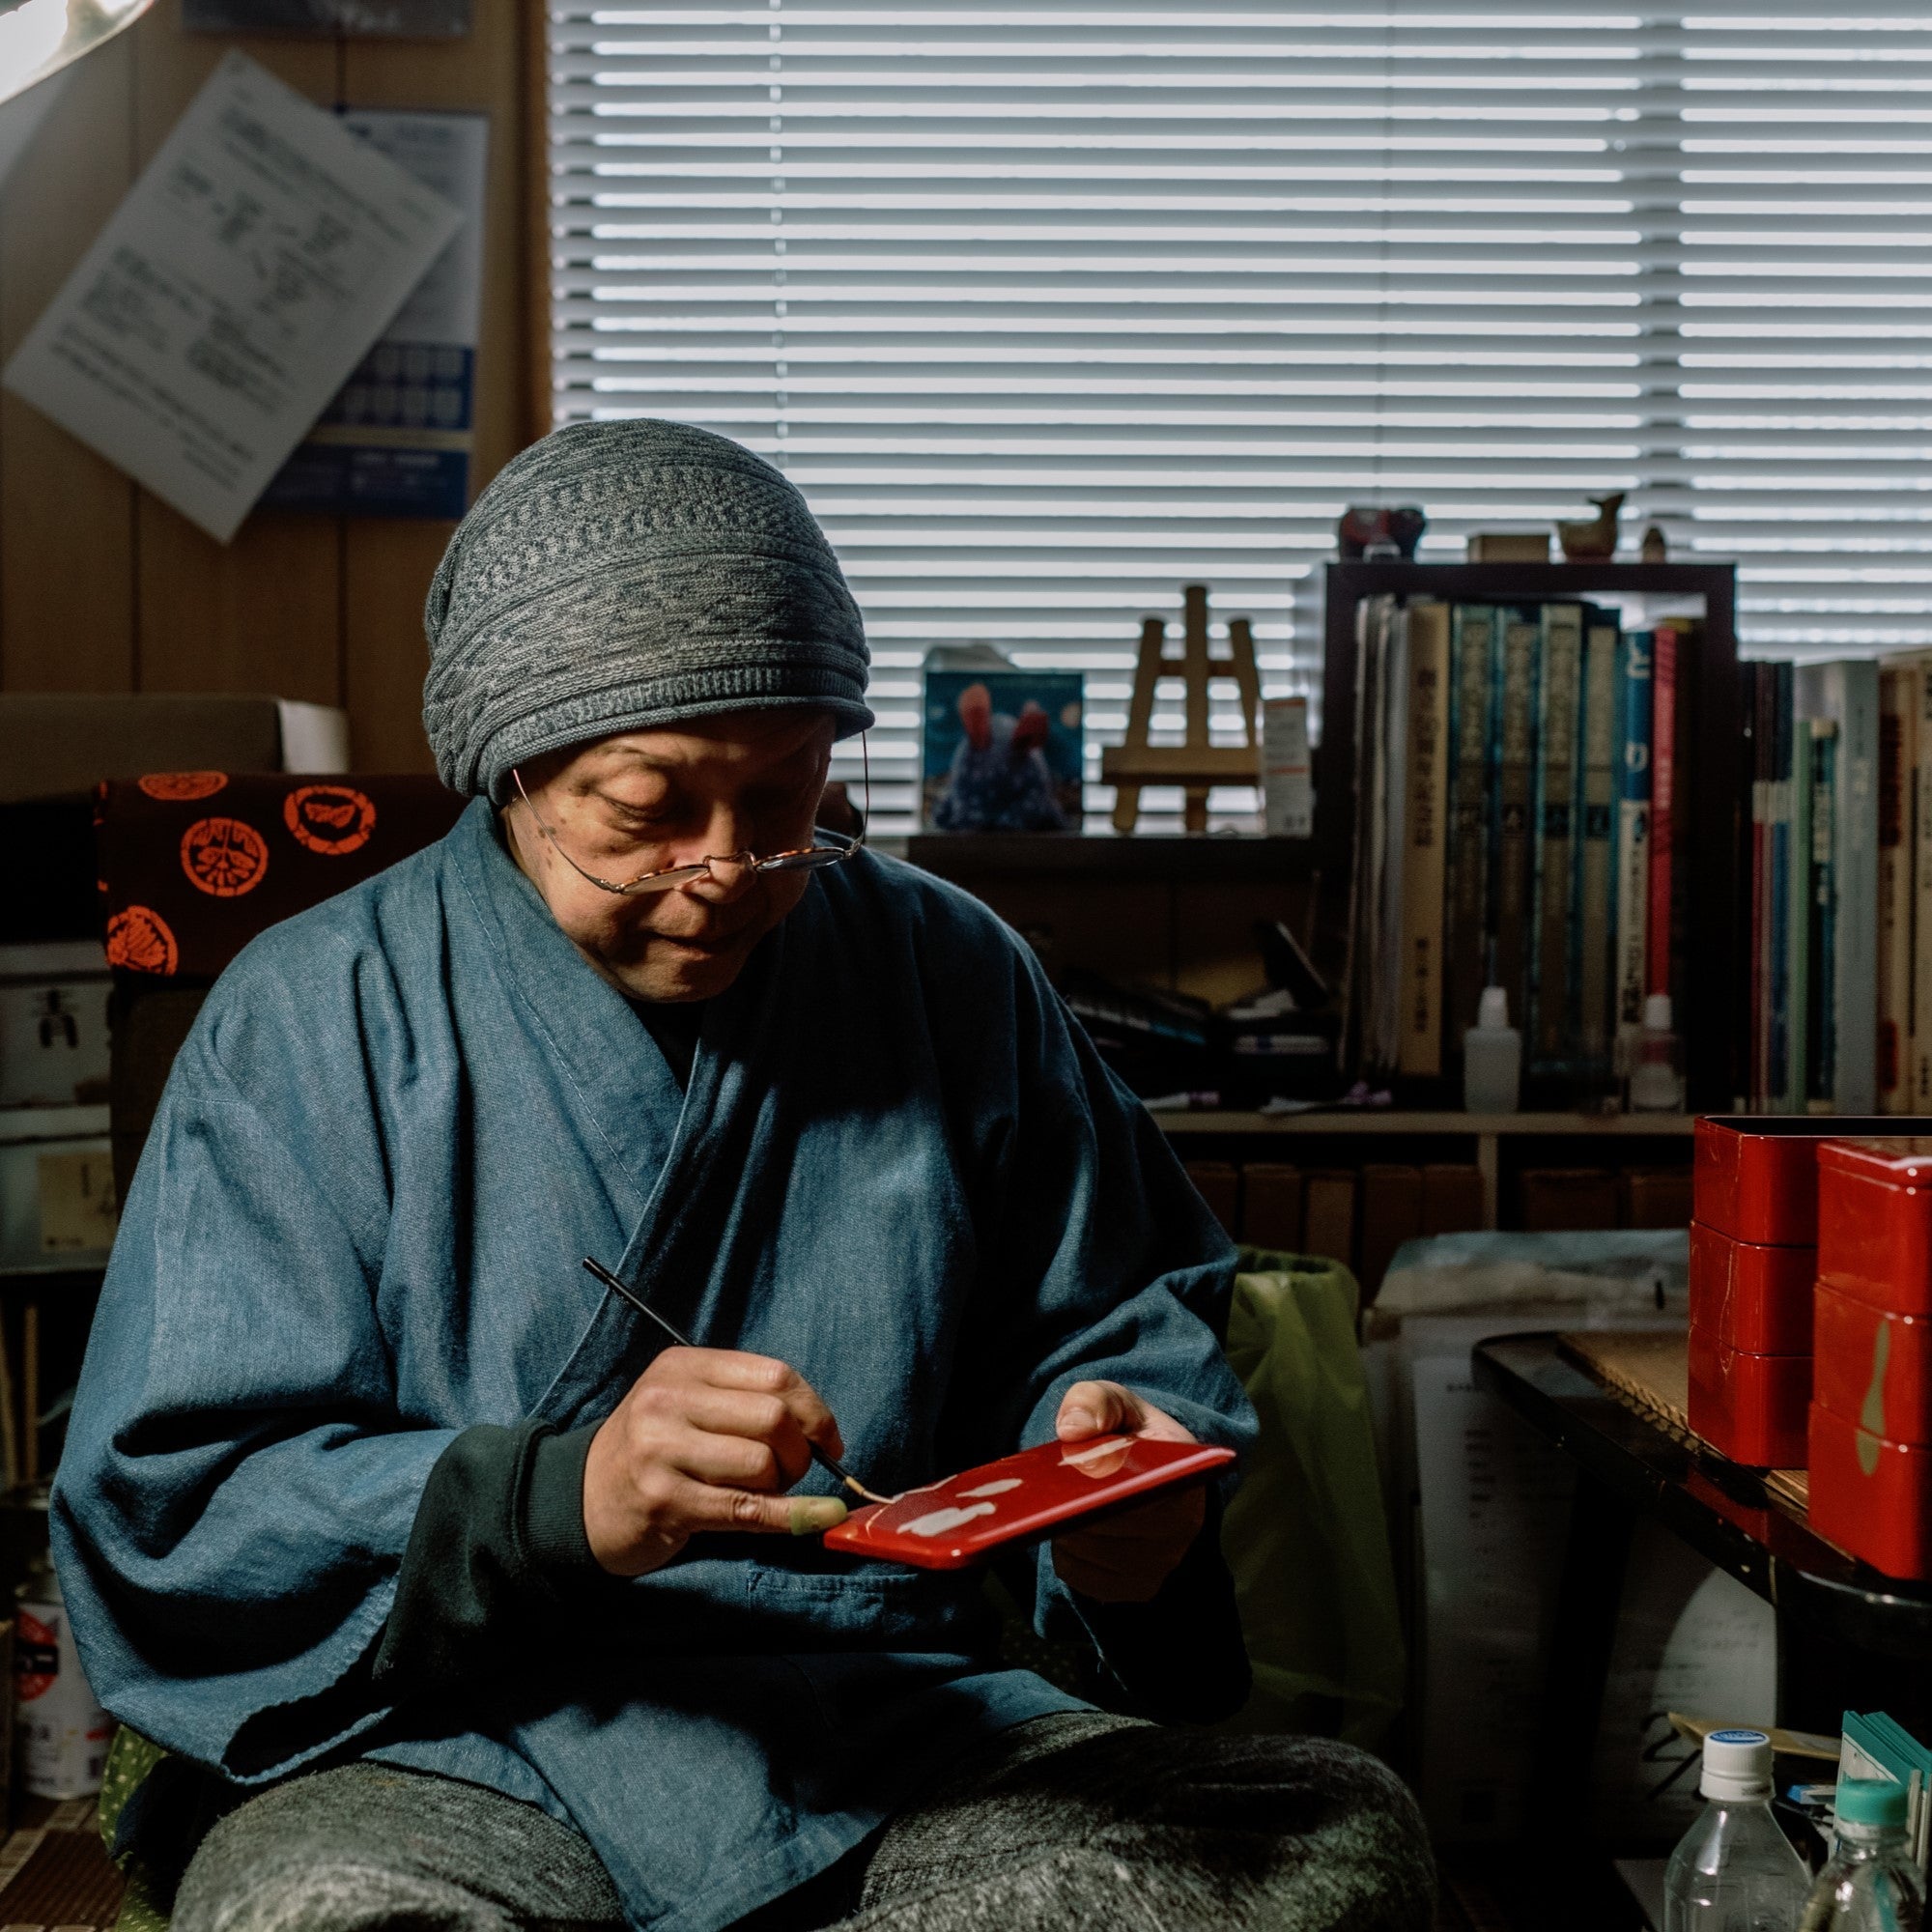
[[1741, 656, 1932, 1115], [1348, 596, 1690, 1100]]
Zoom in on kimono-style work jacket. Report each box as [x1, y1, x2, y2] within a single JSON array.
[[52, 801, 1256, 1932]]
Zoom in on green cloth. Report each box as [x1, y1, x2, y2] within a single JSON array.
[[1218, 1252, 1406, 1747]]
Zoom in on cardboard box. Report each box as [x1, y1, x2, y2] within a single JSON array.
[[1358, 1164, 1422, 1295], [1688, 1219, 1815, 1354], [0, 941, 110, 1109], [1301, 1170, 1357, 1272], [1520, 1168, 1620, 1232], [1420, 1162, 1485, 1236], [0, 694, 347, 802], [0, 1109, 115, 1270], [1239, 1162, 1301, 1253], [1622, 1165, 1692, 1230]]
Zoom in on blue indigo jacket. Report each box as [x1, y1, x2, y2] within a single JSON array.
[[52, 801, 1255, 1932]]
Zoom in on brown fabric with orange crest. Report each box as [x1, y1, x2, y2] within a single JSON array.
[[97, 775, 466, 982]]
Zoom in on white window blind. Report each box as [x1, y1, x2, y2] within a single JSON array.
[[546, 3, 1932, 832]]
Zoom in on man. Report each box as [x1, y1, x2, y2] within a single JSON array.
[[53, 421, 1431, 1932]]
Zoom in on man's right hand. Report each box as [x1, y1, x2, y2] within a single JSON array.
[[582, 1347, 850, 1577]]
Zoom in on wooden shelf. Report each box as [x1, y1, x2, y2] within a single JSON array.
[[1152, 1109, 1694, 1137], [903, 833, 1314, 883], [1154, 1106, 1695, 1230]]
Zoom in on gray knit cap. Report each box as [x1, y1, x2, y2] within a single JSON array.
[[422, 419, 871, 801]]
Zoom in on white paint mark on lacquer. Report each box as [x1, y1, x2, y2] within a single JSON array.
[[903, 1502, 999, 1537], [958, 1478, 1023, 1498]]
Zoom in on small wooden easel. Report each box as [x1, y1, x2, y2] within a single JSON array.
[[1101, 583, 1262, 833]]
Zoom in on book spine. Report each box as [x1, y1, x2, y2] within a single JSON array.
[[1916, 659, 1932, 1111], [1788, 710, 1811, 1115], [1371, 605, 1411, 1074], [1878, 665, 1917, 1111], [1530, 604, 1582, 1074], [1809, 722, 1836, 1110], [1734, 665, 1758, 1109], [1753, 663, 1773, 1108], [1648, 623, 1678, 999], [1833, 661, 1879, 1114], [1577, 616, 1620, 1074], [1613, 630, 1654, 1054], [1445, 606, 1496, 1050], [1492, 609, 1540, 1032], [1398, 604, 1451, 1077], [1768, 663, 1794, 1111]]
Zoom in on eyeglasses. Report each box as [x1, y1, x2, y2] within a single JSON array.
[[509, 735, 868, 898]]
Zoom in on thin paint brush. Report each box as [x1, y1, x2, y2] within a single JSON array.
[[582, 1257, 892, 1506]]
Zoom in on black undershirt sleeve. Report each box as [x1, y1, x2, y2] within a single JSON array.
[[373, 1419, 604, 1695]]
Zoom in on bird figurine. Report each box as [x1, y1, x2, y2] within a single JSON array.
[[1640, 524, 1668, 564], [1556, 492, 1625, 562]]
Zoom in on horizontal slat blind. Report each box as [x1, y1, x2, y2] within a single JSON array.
[[547, 3, 1932, 831]]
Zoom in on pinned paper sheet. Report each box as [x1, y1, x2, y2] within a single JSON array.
[[1, 51, 462, 542]]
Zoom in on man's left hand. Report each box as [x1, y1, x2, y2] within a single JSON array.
[[1049, 1381, 1207, 1605]]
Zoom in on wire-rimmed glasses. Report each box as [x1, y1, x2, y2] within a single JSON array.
[[509, 735, 869, 898]]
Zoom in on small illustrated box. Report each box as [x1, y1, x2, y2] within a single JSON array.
[[1807, 1401, 1932, 1580], [1689, 1219, 1816, 1355], [1688, 1322, 1811, 1468], [1693, 1115, 1911, 1247], [1814, 1279, 1932, 1448], [1816, 1139, 1932, 1318]]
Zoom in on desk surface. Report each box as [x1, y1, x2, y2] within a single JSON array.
[[1472, 1332, 1932, 1661]]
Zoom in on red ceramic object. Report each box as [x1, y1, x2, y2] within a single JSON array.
[[1689, 1219, 1816, 1354], [822, 1434, 1236, 1571], [1687, 1321, 1811, 1468], [1806, 1400, 1932, 1581], [1814, 1278, 1932, 1447], [1691, 1116, 1906, 1246], [1816, 1138, 1932, 1318]]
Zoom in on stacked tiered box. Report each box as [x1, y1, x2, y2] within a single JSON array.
[[1688, 1117, 1842, 1467], [1810, 1140, 1932, 1579]]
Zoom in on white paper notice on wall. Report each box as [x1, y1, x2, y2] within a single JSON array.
[[0, 50, 462, 544]]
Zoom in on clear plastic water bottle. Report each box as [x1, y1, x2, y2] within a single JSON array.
[[1663, 1729, 1813, 1931], [1797, 1779, 1926, 1931]]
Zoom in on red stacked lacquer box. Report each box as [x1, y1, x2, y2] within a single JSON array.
[[1809, 1139, 1932, 1578], [1689, 1117, 1855, 1466]]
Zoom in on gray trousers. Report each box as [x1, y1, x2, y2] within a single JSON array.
[[172, 1713, 1435, 1932]]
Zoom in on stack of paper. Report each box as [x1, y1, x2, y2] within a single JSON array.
[[1841, 1710, 1932, 1870]]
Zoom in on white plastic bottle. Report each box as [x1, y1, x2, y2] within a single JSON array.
[[1629, 992, 1686, 1112], [1663, 1729, 1812, 1931], [1798, 1778, 1926, 1931], [1463, 985, 1521, 1113]]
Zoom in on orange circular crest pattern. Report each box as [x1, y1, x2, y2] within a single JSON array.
[[139, 771, 228, 801], [285, 783, 377, 856], [105, 906, 180, 976], [181, 816, 270, 898]]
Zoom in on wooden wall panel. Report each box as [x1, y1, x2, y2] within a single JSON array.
[[129, 13, 344, 705], [340, 1, 532, 774], [0, 1, 529, 774], [0, 43, 138, 692]]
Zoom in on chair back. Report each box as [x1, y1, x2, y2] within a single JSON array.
[[97, 773, 466, 1195]]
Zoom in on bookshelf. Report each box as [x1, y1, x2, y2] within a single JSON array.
[[1314, 560, 1741, 1110]]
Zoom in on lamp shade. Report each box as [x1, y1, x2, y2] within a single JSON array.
[[0, 0, 152, 109]]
